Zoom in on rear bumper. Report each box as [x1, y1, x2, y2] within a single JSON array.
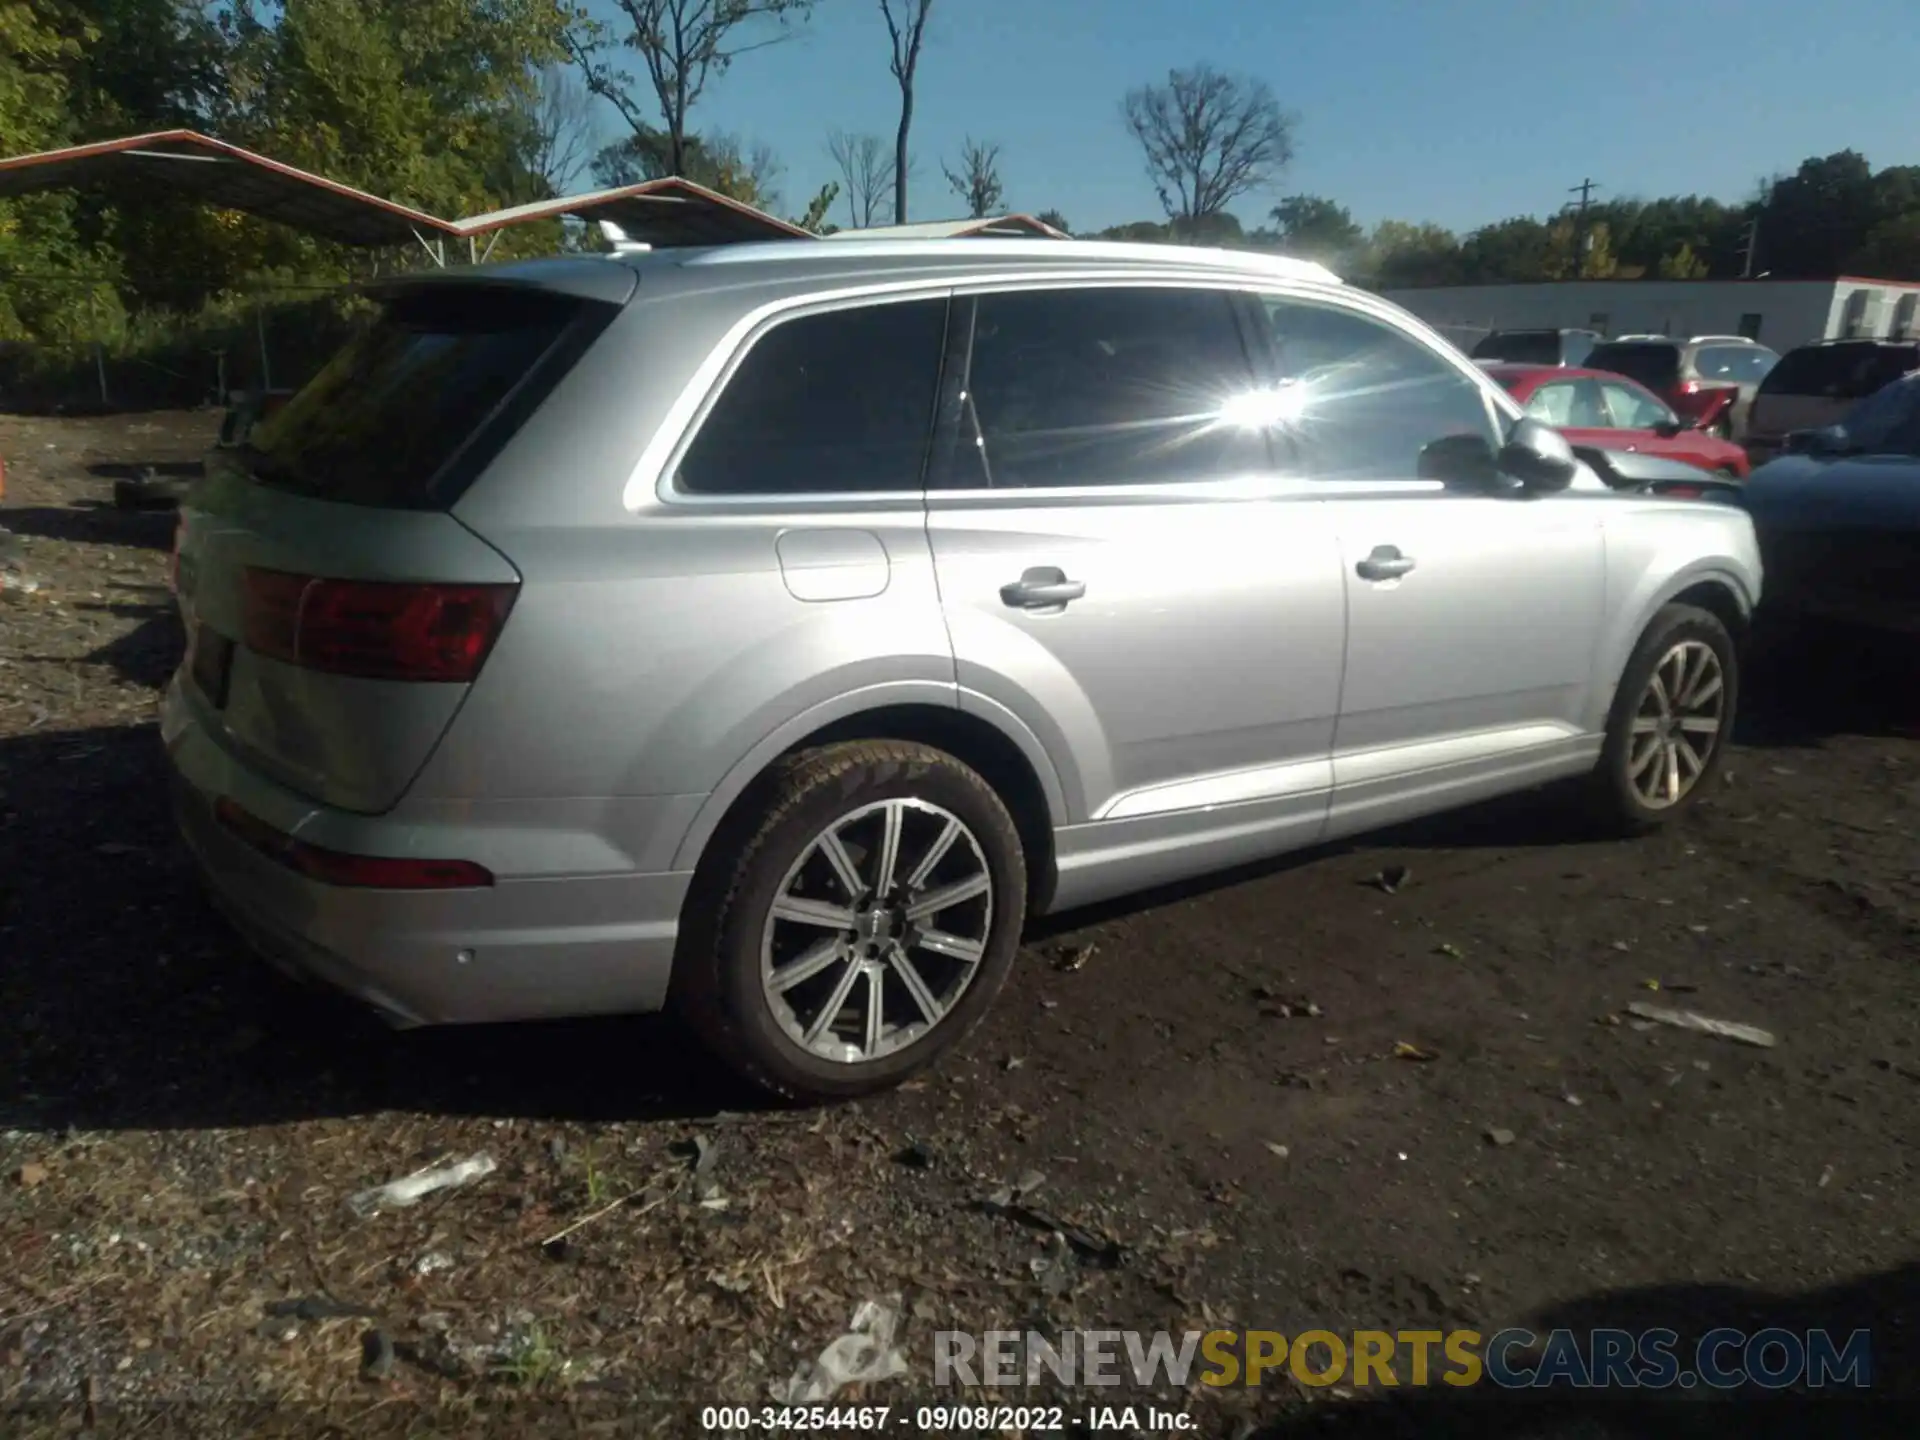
[[162, 679, 692, 1026]]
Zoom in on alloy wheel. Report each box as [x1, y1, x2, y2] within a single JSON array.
[[1628, 639, 1726, 808], [760, 798, 994, 1063]]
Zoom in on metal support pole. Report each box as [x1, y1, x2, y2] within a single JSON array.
[[256, 304, 273, 394], [479, 231, 502, 264]]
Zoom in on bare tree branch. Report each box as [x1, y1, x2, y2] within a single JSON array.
[[1121, 65, 1294, 223], [526, 64, 600, 197], [566, 1, 814, 176], [941, 137, 1003, 219], [827, 129, 895, 228], [878, 0, 934, 224]]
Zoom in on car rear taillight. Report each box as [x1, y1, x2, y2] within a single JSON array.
[[1665, 485, 1703, 499], [241, 568, 516, 683], [1678, 380, 1701, 396], [215, 798, 495, 889]]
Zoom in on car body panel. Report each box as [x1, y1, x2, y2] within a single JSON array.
[[162, 240, 1765, 1028]]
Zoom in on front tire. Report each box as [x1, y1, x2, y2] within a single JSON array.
[[673, 740, 1027, 1102], [1591, 603, 1739, 834]]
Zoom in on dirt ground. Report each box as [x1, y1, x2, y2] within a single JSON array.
[[3, 412, 1919, 1438]]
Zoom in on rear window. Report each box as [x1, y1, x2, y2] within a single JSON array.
[[1585, 341, 1680, 390], [1470, 331, 1562, 365], [1759, 343, 1920, 400], [243, 286, 608, 509]]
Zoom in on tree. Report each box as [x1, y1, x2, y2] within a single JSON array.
[[1121, 65, 1292, 221], [590, 128, 782, 208], [565, 0, 813, 179], [878, 0, 933, 224], [1358, 220, 1461, 288], [1034, 208, 1069, 234], [1850, 214, 1920, 281], [826, 129, 894, 227], [790, 181, 839, 233], [1755, 151, 1879, 277], [1270, 194, 1361, 263], [1656, 242, 1710, 280], [522, 63, 599, 197], [941, 137, 1002, 219]]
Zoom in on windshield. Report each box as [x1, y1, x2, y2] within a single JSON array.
[[1760, 343, 1920, 400], [1585, 342, 1680, 390], [1470, 331, 1562, 365], [1836, 374, 1920, 456]]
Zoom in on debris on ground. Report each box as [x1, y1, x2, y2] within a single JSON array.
[[264, 1295, 380, 1323], [347, 1153, 499, 1217], [360, 1327, 396, 1382], [770, 1298, 908, 1404], [1624, 1002, 1778, 1049], [1485, 1127, 1517, 1147], [690, 1134, 725, 1206], [1264, 1142, 1290, 1159], [1367, 864, 1411, 894], [12, 1161, 49, 1189], [1393, 1041, 1438, 1062], [413, 1251, 455, 1278], [893, 1139, 935, 1169], [980, 1189, 1125, 1268], [1054, 942, 1096, 972]]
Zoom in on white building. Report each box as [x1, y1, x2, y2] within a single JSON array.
[[1379, 276, 1920, 354]]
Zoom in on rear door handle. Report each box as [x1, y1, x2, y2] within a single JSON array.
[[1000, 566, 1086, 610], [1356, 546, 1416, 582]]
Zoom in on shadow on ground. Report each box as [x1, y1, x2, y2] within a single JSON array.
[[1, 501, 175, 550], [1250, 1263, 1919, 1437], [0, 722, 764, 1136]]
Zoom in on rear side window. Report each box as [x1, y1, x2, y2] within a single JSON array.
[[1760, 343, 1920, 400], [1586, 342, 1680, 391], [1524, 378, 1608, 427], [677, 298, 947, 495], [245, 287, 607, 509], [956, 286, 1261, 488]]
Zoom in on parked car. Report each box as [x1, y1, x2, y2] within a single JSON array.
[[1481, 364, 1751, 477], [164, 240, 1762, 1100], [1469, 328, 1601, 368], [1740, 371, 1920, 636], [1582, 335, 1779, 441], [1743, 338, 1920, 469]]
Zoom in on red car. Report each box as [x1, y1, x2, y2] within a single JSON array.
[[1481, 364, 1752, 478]]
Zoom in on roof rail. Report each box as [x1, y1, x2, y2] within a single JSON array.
[[1687, 334, 1755, 343], [679, 236, 1343, 284]]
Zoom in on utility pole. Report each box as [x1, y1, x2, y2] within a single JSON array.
[[1566, 178, 1601, 278]]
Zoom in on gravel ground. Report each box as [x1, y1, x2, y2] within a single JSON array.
[[3, 413, 1919, 1438]]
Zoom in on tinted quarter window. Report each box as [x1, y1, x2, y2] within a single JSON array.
[[960, 286, 1262, 488], [1471, 331, 1559, 365], [1258, 297, 1499, 480], [245, 286, 606, 509], [1759, 342, 1919, 399], [677, 298, 947, 495]]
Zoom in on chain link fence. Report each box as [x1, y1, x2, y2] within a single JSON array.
[[0, 278, 362, 414]]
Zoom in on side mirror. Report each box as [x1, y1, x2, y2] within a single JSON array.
[[1498, 416, 1579, 492], [1651, 418, 1685, 439]]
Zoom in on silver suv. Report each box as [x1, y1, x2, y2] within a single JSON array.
[[164, 239, 1762, 1100]]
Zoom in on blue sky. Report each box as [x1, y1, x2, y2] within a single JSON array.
[[583, 0, 1920, 234]]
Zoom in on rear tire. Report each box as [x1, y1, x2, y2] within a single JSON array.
[[1590, 603, 1739, 835], [673, 740, 1027, 1102]]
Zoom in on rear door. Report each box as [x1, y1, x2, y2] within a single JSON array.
[[1595, 377, 1704, 468], [173, 277, 628, 813], [1522, 375, 1617, 451], [925, 283, 1347, 852], [1749, 344, 1920, 461]]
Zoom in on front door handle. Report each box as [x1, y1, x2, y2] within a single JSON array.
[[1000, 566, 1086, 610], [1356, 546, 1416, 582]]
